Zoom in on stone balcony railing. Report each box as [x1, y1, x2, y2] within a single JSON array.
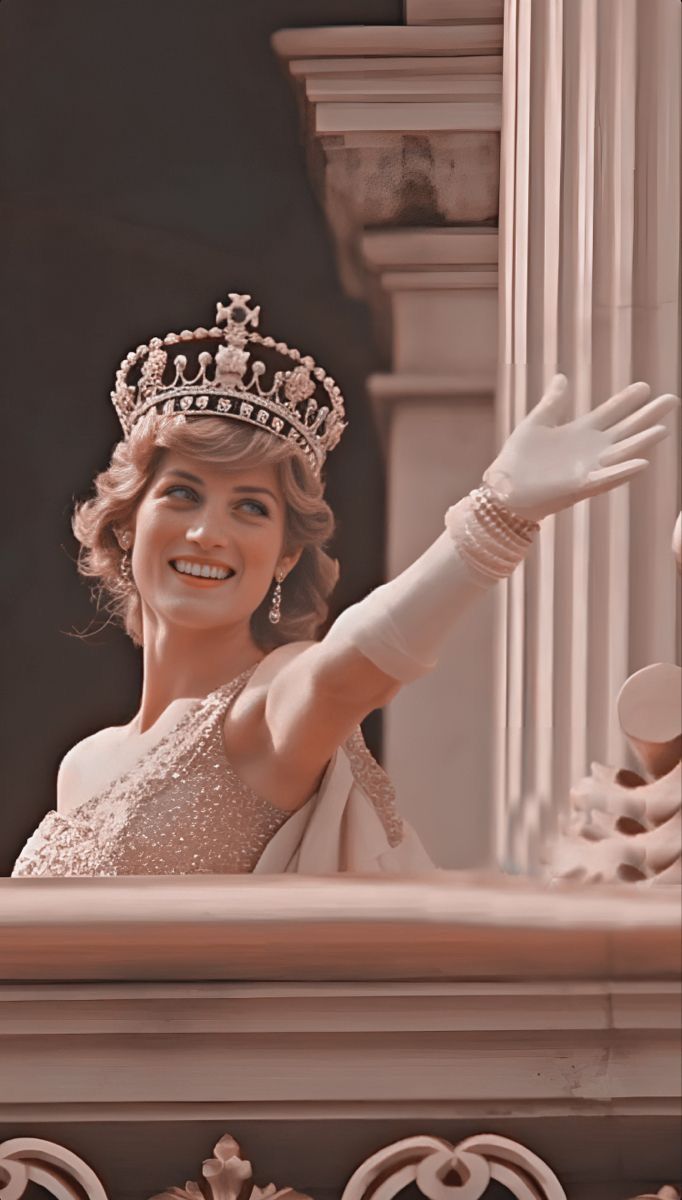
[[0, 875, 680, 1200]]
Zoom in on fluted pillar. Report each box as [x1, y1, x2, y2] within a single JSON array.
[[496, 0, 681, 871]]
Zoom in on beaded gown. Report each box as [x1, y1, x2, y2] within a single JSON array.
[[11, 667, 434, 877]]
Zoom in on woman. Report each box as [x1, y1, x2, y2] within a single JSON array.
[[11, 293, 679, 876]]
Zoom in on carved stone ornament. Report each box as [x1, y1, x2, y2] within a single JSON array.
[[628, 1191, 681, 1200], [148, 1134, 310, 1200], [547, 512, 682, 887], [0, 1133, 679, 1200], [547, 761, 681, 885]]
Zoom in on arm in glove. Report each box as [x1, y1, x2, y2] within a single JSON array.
[[253, 378, 678, 792], [321, 376, 679, 684]]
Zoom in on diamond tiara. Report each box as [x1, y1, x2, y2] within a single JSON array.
[[111, 293, 347, 475]]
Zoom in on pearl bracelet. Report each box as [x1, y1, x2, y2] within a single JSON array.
[[444, 486, 540, 582]]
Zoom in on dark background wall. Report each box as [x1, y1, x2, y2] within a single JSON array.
[[0, 0, 403, 874]]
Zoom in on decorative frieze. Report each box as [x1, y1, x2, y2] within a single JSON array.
[[0, 1131, 678, 1200]]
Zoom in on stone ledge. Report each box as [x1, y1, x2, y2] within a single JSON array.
[[363, 227, 498, 267], [1, 875, 679, 983], [272, 27, 503, 60]]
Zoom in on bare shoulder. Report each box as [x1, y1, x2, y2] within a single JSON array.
[[56, 727, 120, 816]]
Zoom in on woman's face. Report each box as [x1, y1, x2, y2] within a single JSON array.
[[128, 449, 298, 636]]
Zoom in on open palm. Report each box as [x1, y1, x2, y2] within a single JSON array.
[[483, 375, 680, 522]]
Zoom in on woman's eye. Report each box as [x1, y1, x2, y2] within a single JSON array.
[[238, 499, 269, 517], [165, 485, 197, 501]]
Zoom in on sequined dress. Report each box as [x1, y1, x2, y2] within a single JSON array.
[[12, 668, 434, 877]]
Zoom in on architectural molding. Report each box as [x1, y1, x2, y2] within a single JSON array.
[[1, 878, 679, 1191], [272, 28, 503, 61], [3, 977, 679, 1116], [272, 26, 501, 298]]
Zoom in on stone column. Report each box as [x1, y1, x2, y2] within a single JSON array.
[[496, 0, 681, 872], [364, 229, 498, 868], [273, 13, 503, 866]]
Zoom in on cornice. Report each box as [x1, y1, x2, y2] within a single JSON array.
[[272, 22, 501, 297]]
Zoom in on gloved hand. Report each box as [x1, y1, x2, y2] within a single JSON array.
[[483, 375, 680, 522]]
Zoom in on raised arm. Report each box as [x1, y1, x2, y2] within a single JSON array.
[[228, 378, 679, 806]]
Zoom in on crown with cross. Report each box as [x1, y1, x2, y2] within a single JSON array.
[[111, 294, 347, 474]]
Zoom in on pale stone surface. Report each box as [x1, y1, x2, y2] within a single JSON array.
[[382, 399, 495, 867], [1, 875, 679, 981], [361, 225, 498, 868], [495, 0, 681, 872], [0, 875, 679, 1193], [321, 130, 499, 296]]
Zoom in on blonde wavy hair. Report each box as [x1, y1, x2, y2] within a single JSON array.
[[72, 413, 339, 650]]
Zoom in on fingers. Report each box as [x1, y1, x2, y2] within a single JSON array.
[[526, 374, 570, 427], [585, 458, 649, 491], [608, 392, 680, 442], [598, 424, 670, 468], [579, 382, 651, 431]]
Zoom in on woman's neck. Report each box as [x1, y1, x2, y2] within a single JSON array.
[[133, 619, 264, 734]]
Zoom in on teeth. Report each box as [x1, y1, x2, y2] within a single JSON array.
[[173, 560, 231, 580]]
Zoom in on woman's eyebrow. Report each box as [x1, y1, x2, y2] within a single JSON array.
[[163, 469, 204, 485], [232, 485, 279, 504]]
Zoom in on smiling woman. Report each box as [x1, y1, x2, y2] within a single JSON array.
[[9, 292, 678, 878], [73, 415, 338, 662]]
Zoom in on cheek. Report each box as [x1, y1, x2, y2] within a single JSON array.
[[240, 520, 285, 565], [137, 505, 183, 542]]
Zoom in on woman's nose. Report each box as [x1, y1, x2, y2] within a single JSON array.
[[185, 511, 230, 549]]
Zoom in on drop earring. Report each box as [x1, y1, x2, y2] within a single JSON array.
[[268, 569, 285, 625], [118, 530, 134, 591]]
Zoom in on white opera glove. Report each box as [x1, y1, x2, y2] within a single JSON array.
[[326, 488, 538, 684], [483, 375, 680, 522], [325, 376, 679, 686]]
